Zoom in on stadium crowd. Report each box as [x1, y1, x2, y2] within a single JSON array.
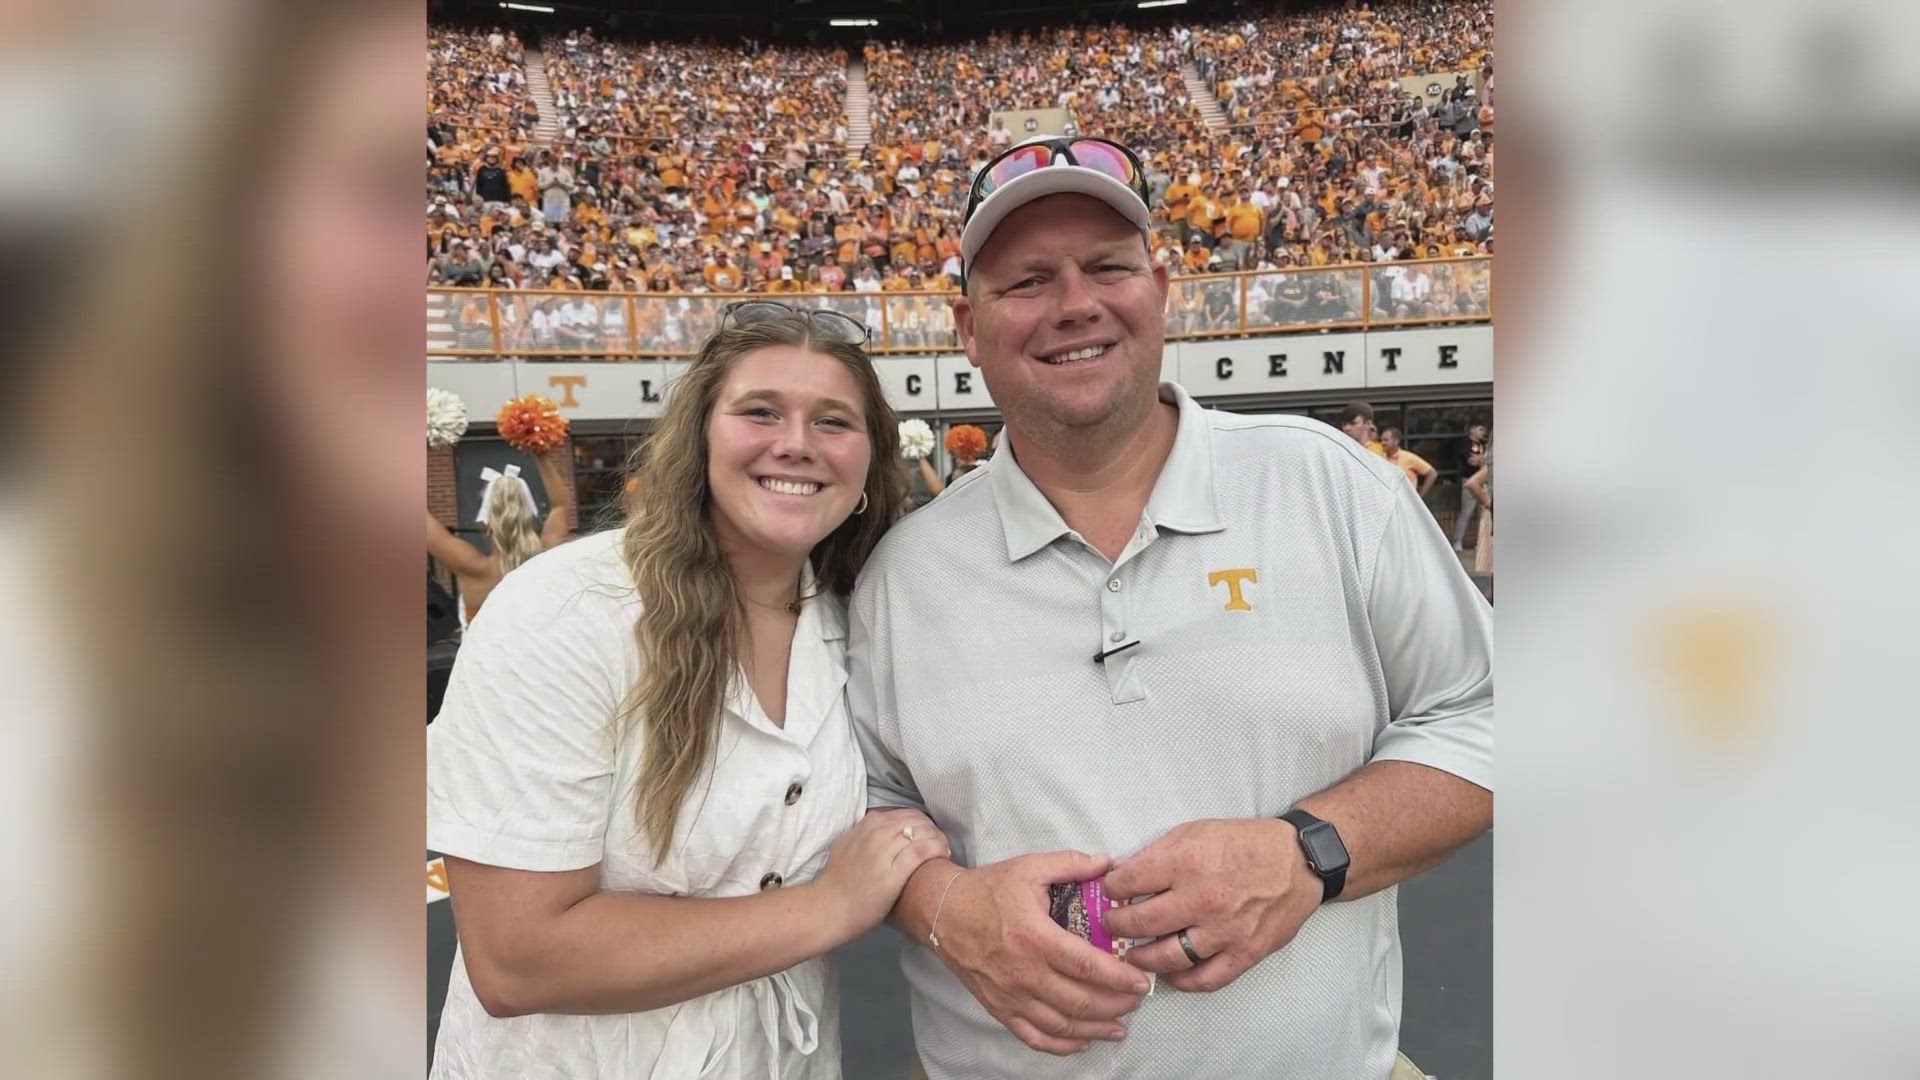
[[864, 25, 1202, 173], [543, 34, 847, 147], [427, 2, 1493, 352], [429, 28, 535, 140]]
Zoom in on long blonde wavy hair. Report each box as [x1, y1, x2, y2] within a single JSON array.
[[483, 474, 543, 574], [622, 316, 906, 856]]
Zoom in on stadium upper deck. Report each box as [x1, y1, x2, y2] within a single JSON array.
[[427, 2, 1491, 324]]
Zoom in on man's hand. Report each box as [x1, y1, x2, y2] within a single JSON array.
[[931, 851, 1151, 1056], [1102, 819, 1322, 994]]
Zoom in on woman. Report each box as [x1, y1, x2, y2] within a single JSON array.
[[427, 308, 944, 1079], [424, 445, 575, 623], [483, 259, 516, 290]]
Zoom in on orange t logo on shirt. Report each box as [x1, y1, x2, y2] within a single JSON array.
[[1208, 568, 1260, 612]]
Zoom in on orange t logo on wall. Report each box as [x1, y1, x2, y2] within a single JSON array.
[[1208, 568, 1259, 611], [548, 374, 586, 408]]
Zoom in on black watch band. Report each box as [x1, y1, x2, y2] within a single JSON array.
[[1279, 808, 1350, 902]]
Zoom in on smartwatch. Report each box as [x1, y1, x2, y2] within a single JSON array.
[[1279, 808, 1350, 902]]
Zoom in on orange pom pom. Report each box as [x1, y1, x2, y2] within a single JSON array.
[[496, 394, 571, 453], [945, 424, 989, 463]]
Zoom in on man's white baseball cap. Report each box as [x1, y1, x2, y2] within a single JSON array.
[[959, 134, 1150, 274]]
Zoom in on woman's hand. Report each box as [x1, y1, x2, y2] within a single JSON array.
[[808, 808, 949, 939]]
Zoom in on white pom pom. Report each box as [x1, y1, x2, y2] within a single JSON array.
[[428, 387, 470, 448], [898, 418, 934, 460]]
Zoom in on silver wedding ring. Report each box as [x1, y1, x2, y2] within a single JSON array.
[[1177, 928, 1204, 967]]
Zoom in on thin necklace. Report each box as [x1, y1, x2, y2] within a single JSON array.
[[741, 591, 802, 615]]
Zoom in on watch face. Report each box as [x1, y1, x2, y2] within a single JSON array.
[[1300, 822, 1351, 871]]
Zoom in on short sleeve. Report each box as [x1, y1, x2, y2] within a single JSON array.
[[1365, 473, 1494, 790], [428, 541, 636, 871], [847, 566, 925, 811]]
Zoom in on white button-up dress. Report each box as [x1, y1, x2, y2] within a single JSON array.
[[429, 529, 866, 1079]]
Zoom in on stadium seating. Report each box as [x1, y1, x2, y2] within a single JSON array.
[[426, 1, 1492, 355]]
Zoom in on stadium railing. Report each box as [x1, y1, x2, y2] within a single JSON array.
[[427, 255, 1490, 359], [433, 120, 848, 158]]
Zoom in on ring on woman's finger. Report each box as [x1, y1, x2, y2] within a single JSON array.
[[900, 825, 915, 841], [1176, 928, 1205, 967]]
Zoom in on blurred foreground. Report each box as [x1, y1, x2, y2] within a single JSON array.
[[1498, 0, 1920, 1075]]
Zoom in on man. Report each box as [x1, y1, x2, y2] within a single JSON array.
[[507, 154, 539, 207], [767, 264, 802, 294], [1162, 170, 1199, 243], [1340, 402, 1388, 457], [554, 291, 599, 354], [1453, 422, 1490, 553], [1181, 234, 1210, 274], [850, 135, 1492, 1079], [1463, 196, 1494, 243], [752, 240, 783, 278], [1310, 273, 1355, 322], [503, 193, 534, 230], [525, 233, 565, 277], [1389, 256, 1433, 310], [426, 201, 456, 252], [1270, 265, 1310, 325], [1202, 265, 1238, 329], [439, 240, 488, 286], [526, 296, 561, 349], [1222, 186, 1264, 268], [1380, 428, 1437, 497], [798, 218, 831, 261], [471, 148, 511, 205], [706, 257, 741, 293], [538, 150, 575, 226], [1185, 185, 1223, 250]]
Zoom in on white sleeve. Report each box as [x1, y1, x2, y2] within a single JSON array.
[[1364, 472, 1494, 790], [847, 565, 925, 811], [427, 550, 633, 870]]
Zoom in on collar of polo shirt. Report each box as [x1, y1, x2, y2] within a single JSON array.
[[989, 383, 1226, 562]]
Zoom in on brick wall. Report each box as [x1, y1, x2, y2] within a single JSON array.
[[428, 443, 458, 591], [551, 439, 580, 533], [428, 444, 458, 527]]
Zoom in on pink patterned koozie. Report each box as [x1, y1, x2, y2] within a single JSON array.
[[1047, 876, 1134, 957]]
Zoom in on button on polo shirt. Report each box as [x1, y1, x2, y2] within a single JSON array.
[[849, 382, 1493, 1080]]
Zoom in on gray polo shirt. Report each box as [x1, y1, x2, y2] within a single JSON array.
[[848, 383, 1493, 1080]]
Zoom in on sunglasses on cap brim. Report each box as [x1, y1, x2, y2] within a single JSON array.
[[720, 300, 871, 345], [962, 137, 1150, 225]]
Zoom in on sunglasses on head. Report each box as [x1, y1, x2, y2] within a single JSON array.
[[963, 137, 1150, 224], [720, 300, 871, 346]]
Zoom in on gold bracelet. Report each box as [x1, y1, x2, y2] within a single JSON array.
[[926, 867, 966, 951]]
